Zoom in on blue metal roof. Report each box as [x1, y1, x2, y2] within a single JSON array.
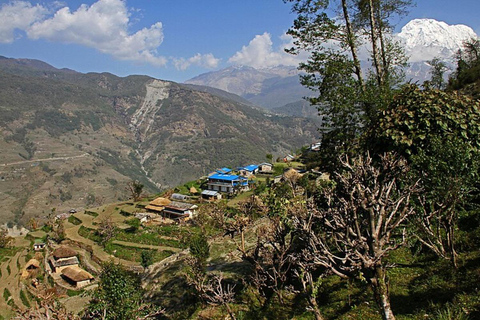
[[216, 167, 232, 174], [209, 173, 240, 181], [242, 164, 259, 172]]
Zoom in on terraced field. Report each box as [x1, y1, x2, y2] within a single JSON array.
[[0, 245, 29, 319], [64, 203, 183, 268]]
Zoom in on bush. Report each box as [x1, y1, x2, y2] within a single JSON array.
[[68, 215, 82, 225]]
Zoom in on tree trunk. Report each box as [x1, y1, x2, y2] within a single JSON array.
[[447, 224, 458, 269], [340, 0, 364, 91], [308, 295, 325, 320], [225, 303, 236, 320], [369, 266, 395, 320], [367, 0, 384, 87]]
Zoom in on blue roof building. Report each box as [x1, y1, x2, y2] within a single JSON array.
[[207, 173, 248, 193], [238, 164, 259, 176]]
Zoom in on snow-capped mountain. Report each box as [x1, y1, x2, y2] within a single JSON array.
[[398, 18, 477, 62], [399, 19, 477, 82], [186, 19, 478, 111]]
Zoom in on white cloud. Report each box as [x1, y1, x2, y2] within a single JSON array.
[[173, 53, 220, 71], [25, 0, 167, 66], [228, 32, 306, 68], [0, 1, 47, 43]]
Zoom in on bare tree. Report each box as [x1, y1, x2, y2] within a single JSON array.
[[185, 270, 237, 320], [126, 180, 144, 202], [97, 216, 117, 246], [291, 152, 419, 320]]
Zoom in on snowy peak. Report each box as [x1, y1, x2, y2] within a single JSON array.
[[398, 18, 477, 62]]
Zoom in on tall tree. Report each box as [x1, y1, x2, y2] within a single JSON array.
[[285, 0, 410, 160]]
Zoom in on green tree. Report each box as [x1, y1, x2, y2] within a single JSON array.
[[427, 57, 447, 89], [448, 38, 480, 90], [83, 261, 162, 320], [140, 250, 154, 270], [126, 180, 144, 202], [285, 0, 410, 162], [189, 233, 210, 271]]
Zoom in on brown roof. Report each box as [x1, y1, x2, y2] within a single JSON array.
[[149, 197, 171, 206], [26, 258, 40, 269], [52, 247, 77, 259], [145, 204, 165, 212], [189, 186, 198, 194], [166, 201, 197, 210], [61, 266, 94, 282]]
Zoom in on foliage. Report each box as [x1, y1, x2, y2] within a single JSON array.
[[376, 84, 480, 156], [83, 261, 162, 319], [189, 232, 210, 271], [285, 0, 410, 162], [140, 250, 154, 269], [68, 215, 82, 225], [426, 57, 448, 90], [126, 180, 144, 202], [448, 38, 480, 96], [0, 229, 13, 248]]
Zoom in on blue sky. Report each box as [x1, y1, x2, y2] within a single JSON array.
[[0, 0, 479, 82]]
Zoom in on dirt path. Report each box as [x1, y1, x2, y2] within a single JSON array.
[[0, 153, 89, 167]]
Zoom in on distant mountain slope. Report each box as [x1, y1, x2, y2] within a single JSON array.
[[0, 56, 318, 226], [185, 66, 312, 110]]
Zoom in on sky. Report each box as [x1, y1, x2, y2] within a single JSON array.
[[0, 0, 479, 83]]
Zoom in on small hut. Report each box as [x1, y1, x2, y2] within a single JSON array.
[[61, 266, 94, 288], [33, 239, 46, 251], [26, 258, 40, 270]]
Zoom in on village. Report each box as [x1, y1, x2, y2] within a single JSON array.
[[0, 150, 317, 318]]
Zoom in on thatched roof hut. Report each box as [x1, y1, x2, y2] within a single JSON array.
[[52, 247, 77, 260], [189, 186, 198, 194], [26, 258, 40, 270], [61, 266, 94, 288], [61, 266, 94, 282]]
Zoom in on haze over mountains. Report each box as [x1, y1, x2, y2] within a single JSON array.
[[186, 18, 478, 114], [0, 57, 318, 226]]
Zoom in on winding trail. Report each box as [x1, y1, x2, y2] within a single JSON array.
[[0, 153, 88, 167]]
